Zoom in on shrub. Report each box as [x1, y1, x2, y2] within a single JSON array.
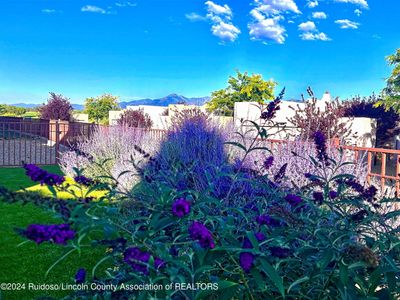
[[39, 93, 73, 121], [117, 109, 153, 128], [59, 125, 159, 191], [142, 109, 234, 195], [343, 94, 400, 148], [244, 139, 367, 189], [288, 87, 351, 140]]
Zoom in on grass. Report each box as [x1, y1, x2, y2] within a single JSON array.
[[0, 166, 108, 300]]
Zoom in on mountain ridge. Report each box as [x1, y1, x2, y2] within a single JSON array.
[[7, 94, 211, 110]]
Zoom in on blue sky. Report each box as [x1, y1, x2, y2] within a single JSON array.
[[0, 0, 399, 104]]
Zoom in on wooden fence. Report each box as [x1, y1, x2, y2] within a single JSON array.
[[265, 138, 400, 196], [0, 117, 96, 166], [2, 118, 399, 195]]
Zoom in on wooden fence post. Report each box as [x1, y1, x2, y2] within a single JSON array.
[[55, 120, 60, 164]]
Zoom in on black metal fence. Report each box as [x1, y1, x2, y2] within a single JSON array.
[[0, 117, 96, 167]]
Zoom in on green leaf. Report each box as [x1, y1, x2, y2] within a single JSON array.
[[287, 276, 309, 294], [260, 259, 285, 298]]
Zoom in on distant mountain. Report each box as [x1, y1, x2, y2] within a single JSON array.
[[11, 103, 39, 109], [9, 94, 210, 111], [119, 94, 210, 108], [71, 104, 85, 111], [9, 102, 85, 111]]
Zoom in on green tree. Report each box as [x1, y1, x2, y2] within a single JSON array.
[[84, 94, 119, 124], [376, 49, 400, 112], [0, 104, 27, 116], [206, 70, 276, 116]]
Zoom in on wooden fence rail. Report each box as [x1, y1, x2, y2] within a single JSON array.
[[265, 138, 400, 196]]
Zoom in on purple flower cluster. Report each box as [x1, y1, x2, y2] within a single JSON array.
[[313, 131, 329, 164], [24, 164, 65, 186], [171, 198, 191, 217], [256, 214, 282, 227], [23, 224, 75, 245], [312, 191, 324, 205], [350, 209, 368, 223], [188, 221, 215, 249], [240, 252, 254, 273], [285, 194, 302, 207], [274, 163, 287, 183], [75, 268, 86, 284], [263, 156, 274, 170], [344, 179, 378, 201], [304, 173, 322, 185], [123, 247, 165, 274], [329, 191, 338, 199], [344, 179, 364, 193], [260, 88, 285, 121], [74, 175, 94, 186], [240, 233, 266, 272]]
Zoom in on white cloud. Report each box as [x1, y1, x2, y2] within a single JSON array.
[[42, 9, 57, 14], [205, 1, 240, 42], [298, 21, 316, 31], [115, 1, 136, 7], [354, 9, 362, 16], [249, 15, 286, 44], [254, 0, 301, 16], [211, 21, 241, 42], [81, 5, 107, 14], [205, 1, 232, 16], [298, 20, 330, 41], [334, 0, 369, 9], [335, 19, 360, 29], [248, 0, 301, 44], [307, 1, 319, 8], [300, 32, 331, 41], [312, 11, 327, 19], [185, 12, 207, 22]]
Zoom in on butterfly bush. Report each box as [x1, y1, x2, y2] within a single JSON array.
[[4, 94, 400, 299]]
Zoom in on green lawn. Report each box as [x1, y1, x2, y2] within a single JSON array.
[[0, 166, 107, 300]]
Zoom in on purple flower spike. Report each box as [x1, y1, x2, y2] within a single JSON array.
[[123, 247, 151, 274], [172, 198, 191, 218], [329, 190, 338, 199], [188, 221, 215, 249], [263, 156, 274, 170], [75, 268, 86, 284], [312, 191, 324, 205], [240, 252, 254, 273], [260, 88, 284, 121], [24, 164, 65, 186], [255, 232, 266, 242], [23, 224, 75, 245], [314, 131, 329, 164], [154, 257, 166, 270], [256, 214, 282, 227], [74, 175, 94, 186], [285, 194, 302, 207]]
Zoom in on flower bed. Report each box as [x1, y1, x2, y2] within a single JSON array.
[[3, 101, 400, 299]]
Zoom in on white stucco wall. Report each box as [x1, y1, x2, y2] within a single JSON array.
[[233, 100, 376, 146], [72, 113, 89, 123]]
